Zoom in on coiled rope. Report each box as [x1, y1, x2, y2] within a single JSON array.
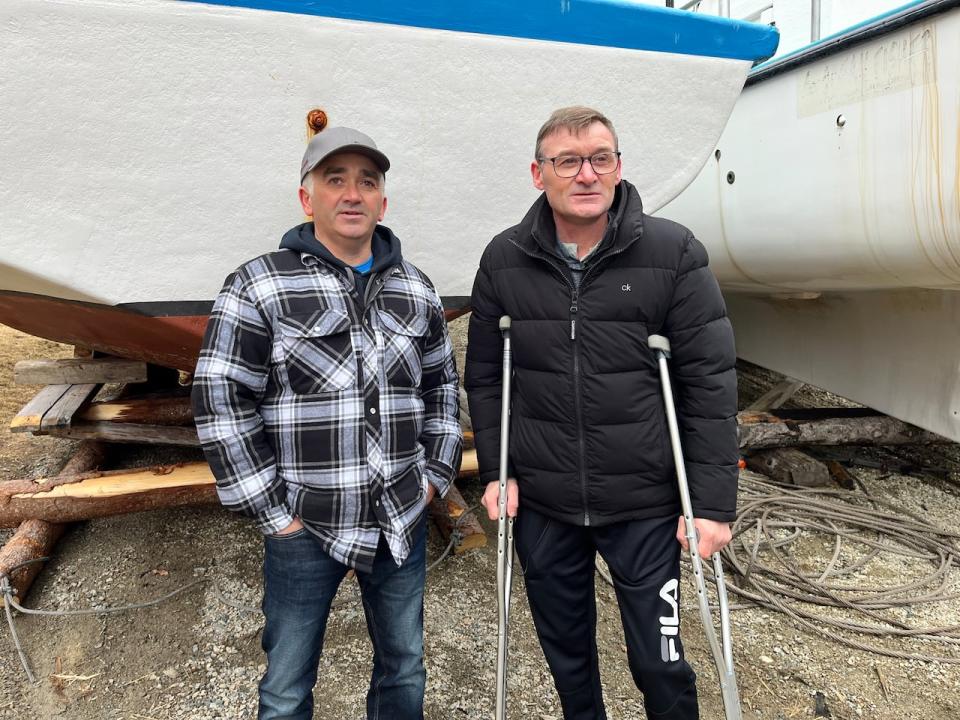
[[715, 471, 960, 663]]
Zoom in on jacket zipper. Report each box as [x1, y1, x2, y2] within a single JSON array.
[[569, 285, 591, 525], [508, 237, 594, 525]]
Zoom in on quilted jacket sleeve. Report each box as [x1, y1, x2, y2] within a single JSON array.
[[661, 234, 739, 522]]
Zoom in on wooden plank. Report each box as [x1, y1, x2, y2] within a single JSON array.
[[9, 384, 72, 433], [42, 421, 201, 447], [39, 384, 100, 431], [14, 358, 148, 385], [746, 378, 804, 411]]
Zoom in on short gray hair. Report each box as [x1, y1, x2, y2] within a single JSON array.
[[535, 106, 618, 159]]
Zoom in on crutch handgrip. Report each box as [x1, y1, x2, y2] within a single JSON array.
[[648, 334, 671, 356]]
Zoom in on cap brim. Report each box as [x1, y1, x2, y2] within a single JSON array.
[[301, 144, 390, 181]]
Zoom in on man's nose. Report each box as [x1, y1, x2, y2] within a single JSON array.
[[342, 181, 362, 201], [575, 158, 598, 183]]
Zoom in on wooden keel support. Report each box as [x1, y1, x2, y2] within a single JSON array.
[[0, 442, 108, 606]]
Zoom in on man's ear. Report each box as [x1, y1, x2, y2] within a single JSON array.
[[531, 160, 545, 191], [298, 184, 313, 217], [379, 196, 387, 222]]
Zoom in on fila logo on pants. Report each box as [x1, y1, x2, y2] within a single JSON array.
[[658, 578, 680, 662]]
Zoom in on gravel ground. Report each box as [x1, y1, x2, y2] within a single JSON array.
[[2, 323, 960, 719]]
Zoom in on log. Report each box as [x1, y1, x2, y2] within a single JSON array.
[[0, 520, 66, 607], [738, 412, 947, 449], [0, 450, 482, 528], [0, 462, 217, 528], [42, 421, 200, 447], [745, 448, 832, 487], [0, 442, 108, 605], [429, 483, 486, 554], [79, 395, 194, 426], [14, 358, 148, 385]]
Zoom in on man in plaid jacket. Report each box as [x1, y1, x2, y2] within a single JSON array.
[[192, 126, 462, 720]]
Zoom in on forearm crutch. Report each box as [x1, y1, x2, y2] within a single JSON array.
[[495, 315, 515, 720], [648, 334, 742, 720]]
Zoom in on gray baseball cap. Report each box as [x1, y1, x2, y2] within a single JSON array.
[[300, 126, 390, 181]]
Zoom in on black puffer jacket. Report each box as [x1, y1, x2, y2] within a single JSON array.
[[464, 181, 738, 526]]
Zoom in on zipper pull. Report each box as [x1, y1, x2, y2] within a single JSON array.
[[569, 289, 579, 341]]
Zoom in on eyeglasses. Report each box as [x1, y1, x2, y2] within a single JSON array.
[[538, 151, 621, 178]]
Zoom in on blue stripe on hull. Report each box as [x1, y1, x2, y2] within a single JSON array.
[[184, 0, 779, 62]]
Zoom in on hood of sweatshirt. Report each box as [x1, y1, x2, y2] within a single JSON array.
[[279, 222, 403, 274]]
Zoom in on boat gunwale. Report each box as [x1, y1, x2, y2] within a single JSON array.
[[745, 0, 960, 86]]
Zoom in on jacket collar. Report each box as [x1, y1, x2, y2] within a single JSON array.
[[517, 179, 645, 259]]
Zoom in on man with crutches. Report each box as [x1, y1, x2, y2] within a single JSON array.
[[465, 106, 740, 720]]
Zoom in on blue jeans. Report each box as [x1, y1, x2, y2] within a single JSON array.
[[258, 517, 427, 720]]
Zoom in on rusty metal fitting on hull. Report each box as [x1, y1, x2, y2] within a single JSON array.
[[306, 109, 328, 137]]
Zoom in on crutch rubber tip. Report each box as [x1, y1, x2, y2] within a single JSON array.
[[648, 334, 671, 354], [499, 316, 512, 331]]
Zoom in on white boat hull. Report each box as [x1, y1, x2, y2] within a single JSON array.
[[662, 2, 960, 440], [0, 0, 762, 306]]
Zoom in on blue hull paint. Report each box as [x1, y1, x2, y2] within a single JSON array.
[[185, 0, 779, 62]]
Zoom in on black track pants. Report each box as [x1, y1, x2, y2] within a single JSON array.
[[514, 508, 699, 720]]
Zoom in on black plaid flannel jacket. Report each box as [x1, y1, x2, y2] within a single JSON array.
[[192, 247, 462, 570]]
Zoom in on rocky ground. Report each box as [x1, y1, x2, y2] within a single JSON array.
[[1, 321, 959, 720]]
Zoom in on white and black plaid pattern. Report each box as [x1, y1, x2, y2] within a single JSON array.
[[193, 248, 461, 571]]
